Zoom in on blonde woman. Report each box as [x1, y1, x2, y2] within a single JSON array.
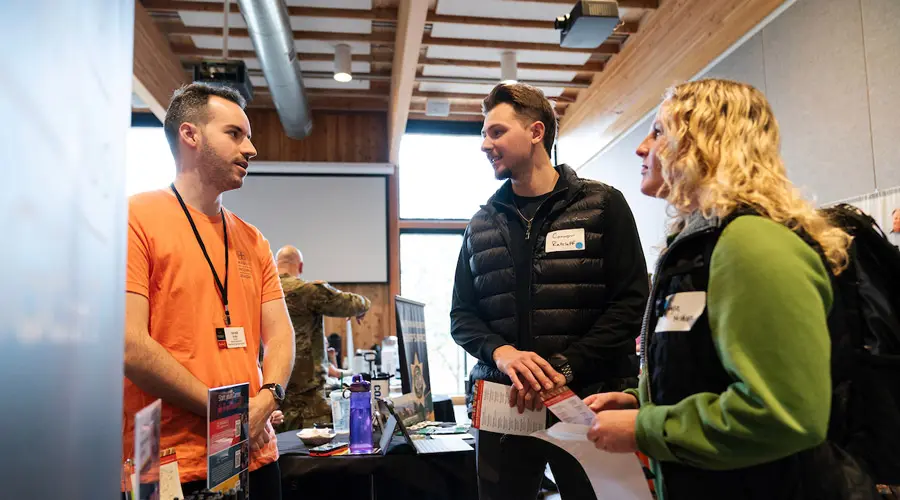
[[583, 79, 876, 499]]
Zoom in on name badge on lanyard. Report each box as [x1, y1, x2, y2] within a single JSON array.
[[217, 327, 248, 349], [171, 184, 244, 349]]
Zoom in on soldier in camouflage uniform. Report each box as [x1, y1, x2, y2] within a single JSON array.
[[273, 245, 371, 432]]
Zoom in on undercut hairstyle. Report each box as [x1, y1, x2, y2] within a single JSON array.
[[482, 82, 558, 157], [163, 82, 246, 159]]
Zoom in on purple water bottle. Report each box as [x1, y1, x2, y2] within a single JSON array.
[[348, 374, 373, 454]]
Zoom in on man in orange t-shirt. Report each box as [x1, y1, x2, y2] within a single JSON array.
[[123, 83, 295, 499]]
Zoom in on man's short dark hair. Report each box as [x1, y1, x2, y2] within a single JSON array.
[[482, 82, 558, 157], [163, 82, 247, 159]]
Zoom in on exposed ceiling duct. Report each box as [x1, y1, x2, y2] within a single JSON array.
[[237, 0, 312, 139]]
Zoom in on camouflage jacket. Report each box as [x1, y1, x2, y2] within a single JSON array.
[[279, 275, 371, 396]]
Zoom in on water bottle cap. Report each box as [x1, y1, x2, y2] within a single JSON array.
[[349, 373, 370, 392]]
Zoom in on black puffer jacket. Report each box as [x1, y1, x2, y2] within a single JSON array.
[[450, 165, 649, 404]]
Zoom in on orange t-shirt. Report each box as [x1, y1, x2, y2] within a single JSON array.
[[123, 189, 284, 483]]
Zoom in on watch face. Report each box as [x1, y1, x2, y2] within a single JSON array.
[[266, 384, 285, 400]]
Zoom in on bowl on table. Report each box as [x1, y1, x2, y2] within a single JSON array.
[[297, 428, 336, 447]]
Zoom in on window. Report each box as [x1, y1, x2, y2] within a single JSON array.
[[399, 133, 502, 220], [126, 127, 175, 196], [399, 233, 472, 395], [398, 132, 498, 395]]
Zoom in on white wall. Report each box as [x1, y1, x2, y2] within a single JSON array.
[[573, 0, 900, 266]]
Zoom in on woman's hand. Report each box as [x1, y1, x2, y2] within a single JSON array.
[[587, 410, 639, 453], [583, 392, 639, 413]]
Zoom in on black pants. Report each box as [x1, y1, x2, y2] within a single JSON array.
[[475, 430, 596, 500], [181, 461, 282, 500]]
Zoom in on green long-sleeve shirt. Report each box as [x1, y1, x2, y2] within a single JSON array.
[[635, 216, 834, 497]]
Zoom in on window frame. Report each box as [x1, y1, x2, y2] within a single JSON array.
[[398, 226, 472, 397]]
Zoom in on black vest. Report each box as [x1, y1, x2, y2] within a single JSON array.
[[643, 214, 877, 500], [465, 165, 632, 391]]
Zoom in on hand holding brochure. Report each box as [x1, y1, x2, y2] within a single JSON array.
[[471, 381, 651, 500]]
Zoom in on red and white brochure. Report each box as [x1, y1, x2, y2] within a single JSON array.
[[540, 386, 595, 426], [471, 380, 547, 436]]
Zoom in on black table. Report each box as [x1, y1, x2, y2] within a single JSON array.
[[277, 430, 477, 500]]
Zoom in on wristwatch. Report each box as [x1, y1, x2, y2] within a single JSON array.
[[261, 383, 285, 404], [549, 354, 574, 385]]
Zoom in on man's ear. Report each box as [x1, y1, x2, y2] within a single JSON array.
[[179, 122, 201, 151], [530, 121, 545, 146]]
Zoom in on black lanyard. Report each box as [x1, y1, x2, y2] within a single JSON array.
[[171, 184, 231, 326]]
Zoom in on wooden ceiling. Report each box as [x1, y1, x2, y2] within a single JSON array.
[[139, 0, 657, 124], [135, 0, 791, 169]]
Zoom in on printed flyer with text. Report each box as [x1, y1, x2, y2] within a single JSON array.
[[207, 383, 250, 493]]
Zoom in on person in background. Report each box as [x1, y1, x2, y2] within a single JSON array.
[[450, 82, 649, 500], [584, 79, 869, 499], [324, 337, 352, 391], [123, 83, 294, 500], [275, 245, 371, 431], [327, 333, 344, 370]]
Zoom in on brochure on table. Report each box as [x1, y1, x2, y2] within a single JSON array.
[[472, 381, 653, 500], [133, 399, 162, 500], [207, 383, 250, 493]]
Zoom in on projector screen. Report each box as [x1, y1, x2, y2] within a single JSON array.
[[223, 174, 388, 283]]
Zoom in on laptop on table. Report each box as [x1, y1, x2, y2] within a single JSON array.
[[377, 398, 472, 455]]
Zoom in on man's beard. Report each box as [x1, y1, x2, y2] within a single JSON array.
[[493, 157, 514, 180], [199, 141, 242, 192]]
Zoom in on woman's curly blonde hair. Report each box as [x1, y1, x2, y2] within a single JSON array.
[[656, 78, 851, 274]]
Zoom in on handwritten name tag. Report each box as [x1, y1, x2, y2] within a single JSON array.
[[545, 228, 586, 253], [655, 291, 707, 332]]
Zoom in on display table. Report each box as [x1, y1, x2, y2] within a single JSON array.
[[277, 430, 477, 500]]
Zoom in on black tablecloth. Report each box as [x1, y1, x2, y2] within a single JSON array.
[[432, 394, 455, 423], [277, 430, 477, 500]]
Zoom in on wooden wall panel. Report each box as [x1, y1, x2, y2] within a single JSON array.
[[133, 0, 189, 120], [246, 109, 389, 163], [322, 283, 392, 362]]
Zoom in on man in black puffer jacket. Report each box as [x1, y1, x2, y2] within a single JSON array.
[[451, 82, 649, 500]]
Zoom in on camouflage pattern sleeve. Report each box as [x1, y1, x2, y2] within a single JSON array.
[[308, 282, 372, 318]]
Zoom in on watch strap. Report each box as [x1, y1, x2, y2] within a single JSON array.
[[261, 383, 285, 402], [549, 354, 575, 384]]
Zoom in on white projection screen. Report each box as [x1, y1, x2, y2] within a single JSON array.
[[223, 174, 388, 283]]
